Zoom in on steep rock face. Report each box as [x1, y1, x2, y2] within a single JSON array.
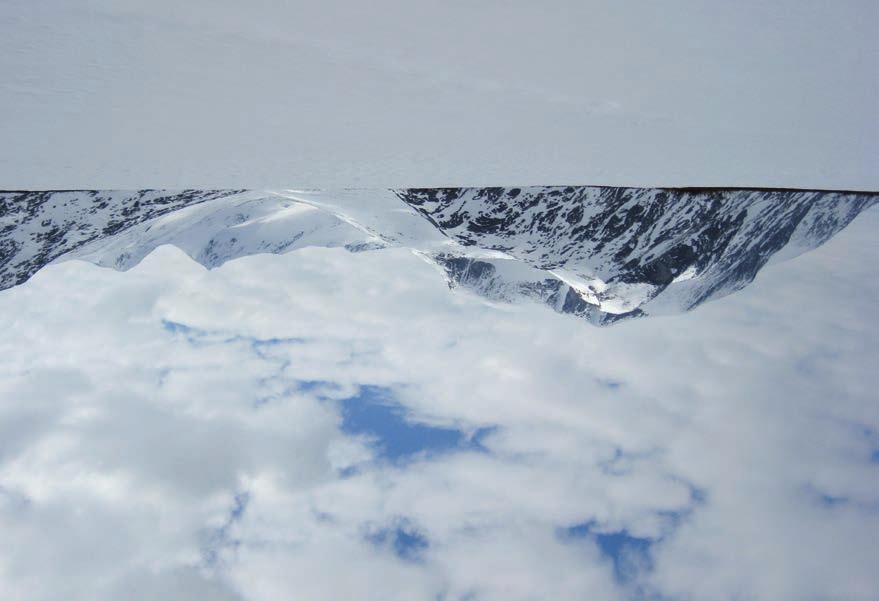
[[0, 190, 243, 289], [1, 186, 876, 326], [395, 187, 877, 319]]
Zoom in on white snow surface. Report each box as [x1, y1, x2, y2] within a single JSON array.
[[1, 0, 877, 189], [70, 192, 383, 272]]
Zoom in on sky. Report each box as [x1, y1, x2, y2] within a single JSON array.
[[0, 0, 877, 189], [0, 205, 877, 600]]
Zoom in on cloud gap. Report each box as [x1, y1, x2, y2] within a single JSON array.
[[338, 385, 495, 463]]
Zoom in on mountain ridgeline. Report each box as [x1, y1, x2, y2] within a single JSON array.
[[1, 186, 875, 325], [394, 186, 877, 323]]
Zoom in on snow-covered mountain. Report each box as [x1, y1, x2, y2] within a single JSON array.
[[1, 187, 875, 325], [0, 190, 242, 289], [393, 187, 878, 323]]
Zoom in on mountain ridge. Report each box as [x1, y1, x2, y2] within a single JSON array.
[[2, 186, 876, 326]]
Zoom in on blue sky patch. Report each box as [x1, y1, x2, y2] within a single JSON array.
[[559, 484, 705, 596], [339, 385, 495, 462], [562, 522, 654, 584], [365, 521, 429, 562]]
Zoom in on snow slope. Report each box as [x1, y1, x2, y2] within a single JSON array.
[[393, 187, 877, 321], [1, 1, 877, 189], [1, 186, 876, 325]]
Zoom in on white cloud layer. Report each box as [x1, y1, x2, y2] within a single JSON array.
[[0, 208, 877, 600]]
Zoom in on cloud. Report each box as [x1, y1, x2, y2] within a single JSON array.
[[0, 209, 877, 600]]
